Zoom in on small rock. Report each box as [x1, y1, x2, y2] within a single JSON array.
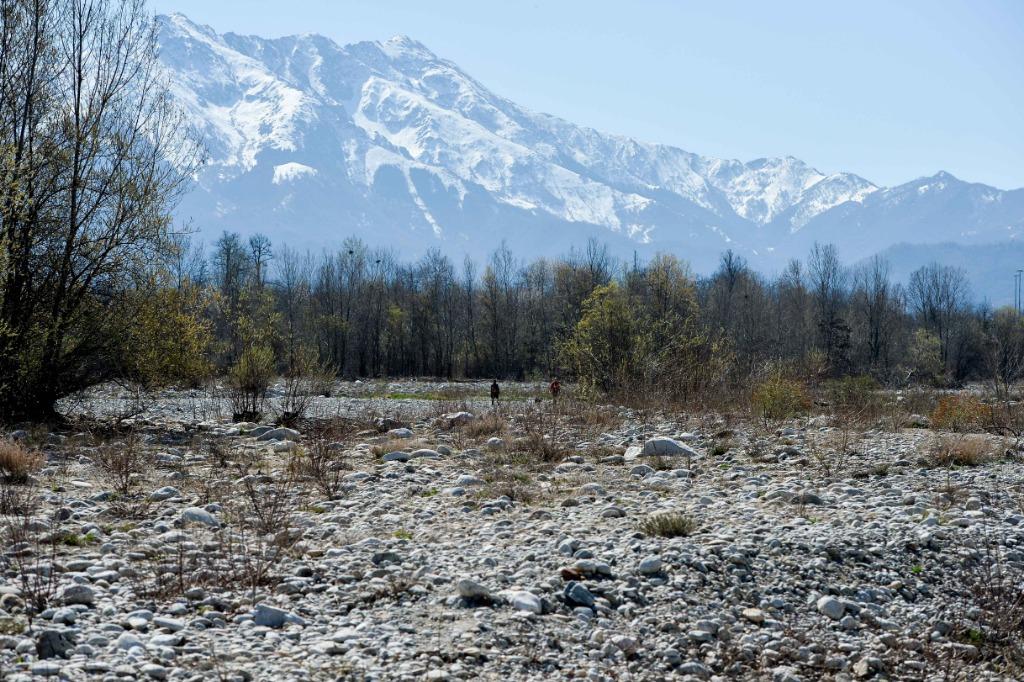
[[742, 607, 766, 625], [640, 437, 699, 458], [507, 591, 543, 614], [816, 595, 845, 621], [637, 556, 663, 576], [36, 630, 75, 659], [456, 579, 492, 602], [256, 427, 301, 442], [563, 581, 595, 608], [180, 507, 219, 527], [59, 584, 94, 607]]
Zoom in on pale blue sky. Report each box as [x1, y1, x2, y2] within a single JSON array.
[[149, 0, 1024, 189]]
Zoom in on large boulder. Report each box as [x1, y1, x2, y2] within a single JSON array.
[[255, 427, 301, 442], [640, 437, 699, 458]]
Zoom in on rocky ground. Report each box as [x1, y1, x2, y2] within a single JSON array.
[[2, 382, 1023, 681]]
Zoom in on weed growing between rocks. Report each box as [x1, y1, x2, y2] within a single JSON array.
[[1, 497, 60, 629], [0, 440, 43, 484], [927, 434, 999, 468], [637, 511, 697, 538]]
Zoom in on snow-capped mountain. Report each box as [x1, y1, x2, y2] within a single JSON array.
[[157, 13, 1024, 266]]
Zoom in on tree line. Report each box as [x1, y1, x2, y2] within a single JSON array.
[[174, 231, 1023, 402]]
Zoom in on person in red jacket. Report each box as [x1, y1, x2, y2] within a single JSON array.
[[549, 378, 561, 402]]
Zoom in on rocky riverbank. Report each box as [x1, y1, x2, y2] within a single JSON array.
[[1, 384, 1021, 680]]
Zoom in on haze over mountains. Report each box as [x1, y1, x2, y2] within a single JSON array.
[[157, 13, 1024, 302]]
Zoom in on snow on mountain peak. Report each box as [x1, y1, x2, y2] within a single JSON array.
[[155, 14, 1022, 263]]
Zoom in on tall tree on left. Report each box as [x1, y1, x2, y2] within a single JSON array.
[[0, 0, 204, 420]]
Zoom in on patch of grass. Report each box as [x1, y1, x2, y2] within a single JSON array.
[[647, 455, 675, 471], [458, 412, 507, 439], [392, 529, 413, 540], [927, 435, 997, 468], [55, 531, 95, 547], [512, 431, 567, 463], [0, 616, 26, 635], [637, 511, 697, 538], [0, 440, 43, 484], [478, 468, 542, 504], [709, 440, 731, 457]]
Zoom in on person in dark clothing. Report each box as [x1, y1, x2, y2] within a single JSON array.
[[490, 379, 500, 406]]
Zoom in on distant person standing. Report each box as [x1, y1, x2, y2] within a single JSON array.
[[490, 379, 500, 406], [549, 378, 561, 402]]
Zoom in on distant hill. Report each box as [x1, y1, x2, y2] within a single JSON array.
[[868, 241, 1024, 306]]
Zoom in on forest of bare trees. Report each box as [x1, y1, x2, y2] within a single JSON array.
[[170, 230, 1024, 405]]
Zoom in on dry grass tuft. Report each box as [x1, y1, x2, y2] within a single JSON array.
[[931, 394, 991, 433], [478, 468, 542, 504], [637, 511, 697, 538], [458, 412, 507, 439], [0, 440, 43, 484], [512, 431, 567, 463], [927, 435, 998, 468], [370, 438, 429, 457], [562, 401, 622, 429]]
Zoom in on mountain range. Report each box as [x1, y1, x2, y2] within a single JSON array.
[[156, 13, 1024, 302]]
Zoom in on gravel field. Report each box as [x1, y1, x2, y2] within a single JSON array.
[[1, 382, 1022, 681]]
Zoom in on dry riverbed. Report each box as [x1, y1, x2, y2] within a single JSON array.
[[1, 382, 1022, 681]]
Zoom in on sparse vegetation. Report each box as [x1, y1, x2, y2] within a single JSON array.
[[927, 434, 998, 468], [931, 393, 991, 433], [0, 440, 42, 484], [637, 511, 697, 538], [752, 370, 810, 427]]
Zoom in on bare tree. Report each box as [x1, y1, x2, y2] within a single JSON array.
[[908, 262, 971, 377]]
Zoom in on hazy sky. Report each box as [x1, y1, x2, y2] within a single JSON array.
[[148, 0, 1024, 189]]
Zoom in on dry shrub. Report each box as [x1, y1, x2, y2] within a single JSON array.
[[290, 440, 351, 500], [0, 482, 37, 515], [478, 468, 540, 504], [931, 394, 991, 433], [276, 346, 335, 427], [93, 435, 151, 497], [562, 401, 621, 429], [929, 541, 1024, 676], [825, 375, 881, 420], [513, 431, 567, 463], [637, 511, 697, 538], [0, 440, 43, 484], [928, 435, 998, 468], [458, 412, 507, 439], [228, 345, 274, 422]]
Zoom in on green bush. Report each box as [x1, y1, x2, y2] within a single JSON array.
[[752, 371, 810, 427]]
